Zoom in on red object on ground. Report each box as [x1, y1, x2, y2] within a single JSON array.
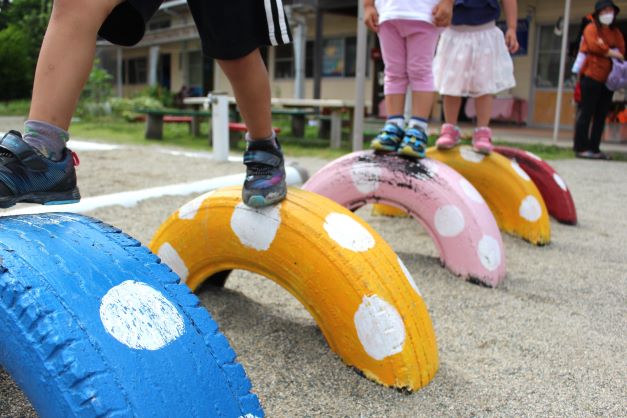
[[494, 146, 578, 225], [228, 122, 281, 134]]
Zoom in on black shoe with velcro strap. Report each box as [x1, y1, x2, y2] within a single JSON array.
[[242, 139, 287, 208], [0, 131, 80, 209]]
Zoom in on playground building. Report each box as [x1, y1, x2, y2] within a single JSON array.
[[95, 0, 627, 134]]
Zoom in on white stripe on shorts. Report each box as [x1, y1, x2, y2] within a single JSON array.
[[264, 0, 278, 45], [275, 0, 290, 44]]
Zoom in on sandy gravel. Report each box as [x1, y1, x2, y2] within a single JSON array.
[[0, 131, 625, 417]]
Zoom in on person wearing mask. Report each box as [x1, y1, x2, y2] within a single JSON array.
[[574, 0, 625, 159]]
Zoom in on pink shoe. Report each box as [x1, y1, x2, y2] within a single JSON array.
[[472, 127, 493, 155], [435, 124, 461, 150]]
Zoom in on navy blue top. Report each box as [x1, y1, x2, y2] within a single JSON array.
[[452, 0, 501, 26]]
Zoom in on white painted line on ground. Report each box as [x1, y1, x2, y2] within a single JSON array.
[[0, 166, 307, 217], [155, 149, 243, 163], [70, 140, 122, 151]]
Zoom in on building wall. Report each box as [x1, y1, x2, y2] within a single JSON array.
[[214, 12, 375, 104], [102, 1, 627, 126]]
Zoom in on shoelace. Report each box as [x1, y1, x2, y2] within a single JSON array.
[[246, 161, 274, 177]]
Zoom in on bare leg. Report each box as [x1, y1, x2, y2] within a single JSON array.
[[474, 94, 493, 127], [385, 94, 406, 117], [29, 0, 123, 130], [217, 50, 273, 140], [411, 91, 434, 119], [443, 95, 463, 125]]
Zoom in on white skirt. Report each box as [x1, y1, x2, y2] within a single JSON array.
[[433, 22, 516, 97]]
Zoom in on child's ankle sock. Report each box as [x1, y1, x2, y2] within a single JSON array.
[[23, 120, 69, 161], [408, 117, 429, 132], [386, 115, 405, 128], [245, 132, 278, 150]]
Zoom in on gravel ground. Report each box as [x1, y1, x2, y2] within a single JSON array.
[[0, 119, 625, 417]]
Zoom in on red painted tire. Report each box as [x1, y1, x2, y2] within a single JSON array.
[[494, 146, 577, 225]]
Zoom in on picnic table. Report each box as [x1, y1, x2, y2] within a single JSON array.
[[183, 96, 370, 148], [134, 108, 210, 140]]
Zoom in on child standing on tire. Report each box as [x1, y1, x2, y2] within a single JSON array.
[[365, 0, 454, 159], [0, 0, 290, 209], [433, 0, 519, 154]]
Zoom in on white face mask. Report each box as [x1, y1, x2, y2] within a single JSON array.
[[599, 12, 615, 26]]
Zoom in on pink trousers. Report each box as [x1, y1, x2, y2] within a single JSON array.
[[378, 20, 440, 94]]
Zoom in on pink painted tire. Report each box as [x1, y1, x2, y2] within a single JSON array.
[[303, 151, 506, 287], [493, 146, 577, 225]]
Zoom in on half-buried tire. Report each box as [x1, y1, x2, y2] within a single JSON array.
[[0, 213, 263, 418]]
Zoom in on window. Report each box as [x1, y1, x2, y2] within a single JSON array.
[[322, 38, 345, 77], [188, 51, 203, 87], [148, 19, 171, 31], [274, 44, 294, 79], [344, 37, 357, 77], [305, 40, 314, 78], [276, 37, 368, 79], [124, 57, 147, 84], [534, 24, 579, 89]]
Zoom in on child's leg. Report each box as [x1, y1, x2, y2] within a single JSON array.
[[472, 94, 494, 154], [397, 21, 439, 159], [443, 95, 463, 125], [30, 0, 123, 130], [216, 50, 273, 141], [0, 0, 123, 209], [379, 20, 409, 119], [474, 95, 493, 128], [406, 21, 439, 122], [218, 49, 286, 207], [25, 0, 123, 161], [435, 95, 463, 149], [371, 21, 408, 152]]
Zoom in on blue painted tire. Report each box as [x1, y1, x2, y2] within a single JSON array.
[[0, 213, 263, 418]]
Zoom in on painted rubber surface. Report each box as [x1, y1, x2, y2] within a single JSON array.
[[302, 151, 506, 287], [427, 146, 551, 245], [494, 146, 577, 225], [150, 186, 439, 391], [371, 204, 410, 218], [0, 213, 263, 418]]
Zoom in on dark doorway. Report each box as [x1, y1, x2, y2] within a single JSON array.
[[158, 53, 171, 90]]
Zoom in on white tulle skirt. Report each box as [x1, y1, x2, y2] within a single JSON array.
[[433, 22, 516, 97]]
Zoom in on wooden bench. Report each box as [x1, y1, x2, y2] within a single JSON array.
[[135, 109, 212, 140], [270, 108, 317, 137]]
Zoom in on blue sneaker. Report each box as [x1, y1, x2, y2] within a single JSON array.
[[370, 122, 404, 153], [0, 131, 80, 209], [398, 126, 429, 159], [242, 138, 287, 208]]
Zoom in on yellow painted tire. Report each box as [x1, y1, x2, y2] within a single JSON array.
[[427, 146, 551, 245], [150, 186, 438, 391], [371, 204, 411, 218]]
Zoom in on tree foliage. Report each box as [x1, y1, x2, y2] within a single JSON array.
[[0, 25, 32, 100], [0, 0, 52, 100]]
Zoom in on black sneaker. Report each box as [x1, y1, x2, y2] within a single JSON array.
[[242, 138, 287, 207], [0, 131, 80, 209]]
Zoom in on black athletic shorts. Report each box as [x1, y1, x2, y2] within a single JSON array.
[[99, 0, 292, 60]]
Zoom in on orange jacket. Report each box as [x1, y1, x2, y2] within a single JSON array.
[[580, 23, 625, 82]]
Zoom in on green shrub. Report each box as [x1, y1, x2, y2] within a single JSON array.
[[0, 26, 33, 100], [109, 96, 164, 121]]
